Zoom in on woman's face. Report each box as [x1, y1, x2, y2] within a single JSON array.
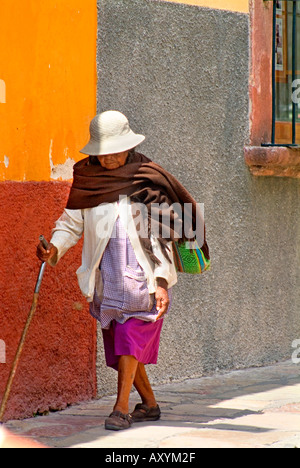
[[97, 151, 129, 170]]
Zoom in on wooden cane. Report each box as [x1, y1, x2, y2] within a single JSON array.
[[0, 236, 49, 422]]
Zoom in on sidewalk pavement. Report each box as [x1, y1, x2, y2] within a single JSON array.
[[3, 360, 300, 449]]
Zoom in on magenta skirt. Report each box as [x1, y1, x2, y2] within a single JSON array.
[[102, 318, 164, 371]]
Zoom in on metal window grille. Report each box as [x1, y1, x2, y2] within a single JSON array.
[[263, 0, 300, 147]]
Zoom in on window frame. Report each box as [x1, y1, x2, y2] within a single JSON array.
[[244, 0, 300, 178], [262, 0, 300, 148]]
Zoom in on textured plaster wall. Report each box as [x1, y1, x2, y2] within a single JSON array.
[[96, 0, 300, 396], [0, 182, 97, 421]]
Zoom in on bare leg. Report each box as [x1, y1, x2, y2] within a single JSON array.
[[113, 355, 139, 414], [134, 362, 158, 408]]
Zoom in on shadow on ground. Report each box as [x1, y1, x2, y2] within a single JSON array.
[[4, 361, 300, 448]]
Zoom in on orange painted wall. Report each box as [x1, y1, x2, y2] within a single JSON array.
[[0, 0, 97, 181], [160, 0, 249, 13]]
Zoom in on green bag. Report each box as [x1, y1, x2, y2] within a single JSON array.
[[172, 241, 211, 275]]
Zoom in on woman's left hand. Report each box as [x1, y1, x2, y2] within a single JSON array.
[[155, 278, 170, 321]]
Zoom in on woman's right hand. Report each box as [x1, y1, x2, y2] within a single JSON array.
[[36, 241, 58, 263]]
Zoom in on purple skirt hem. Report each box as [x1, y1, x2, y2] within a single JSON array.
[[102, 318, 164, 371]]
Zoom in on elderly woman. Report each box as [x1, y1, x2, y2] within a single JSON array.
[[37, 111, 209, 431]]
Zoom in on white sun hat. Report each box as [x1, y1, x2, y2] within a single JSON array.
[[80, 110, 145, 156]]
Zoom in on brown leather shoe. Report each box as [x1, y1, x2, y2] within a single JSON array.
[[131, 403, 161, 422], [105, 411, 132, 431]]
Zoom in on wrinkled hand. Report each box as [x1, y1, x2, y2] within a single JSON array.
[[36, 241, 58, 263], [155, 278, 170, 321]]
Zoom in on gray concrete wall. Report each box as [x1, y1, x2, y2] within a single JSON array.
[[96, 0, 300, 396]]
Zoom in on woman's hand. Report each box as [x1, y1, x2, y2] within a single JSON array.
[[36, 241, 58, 263], [155, 278, 170, 321]]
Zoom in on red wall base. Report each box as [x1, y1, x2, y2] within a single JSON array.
[[0, 181, 97, 421]]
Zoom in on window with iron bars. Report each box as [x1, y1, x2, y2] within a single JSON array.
[[263, 0, 300, 147]]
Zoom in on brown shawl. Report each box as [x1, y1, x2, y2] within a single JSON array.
[[66, 152, 209, 264]]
